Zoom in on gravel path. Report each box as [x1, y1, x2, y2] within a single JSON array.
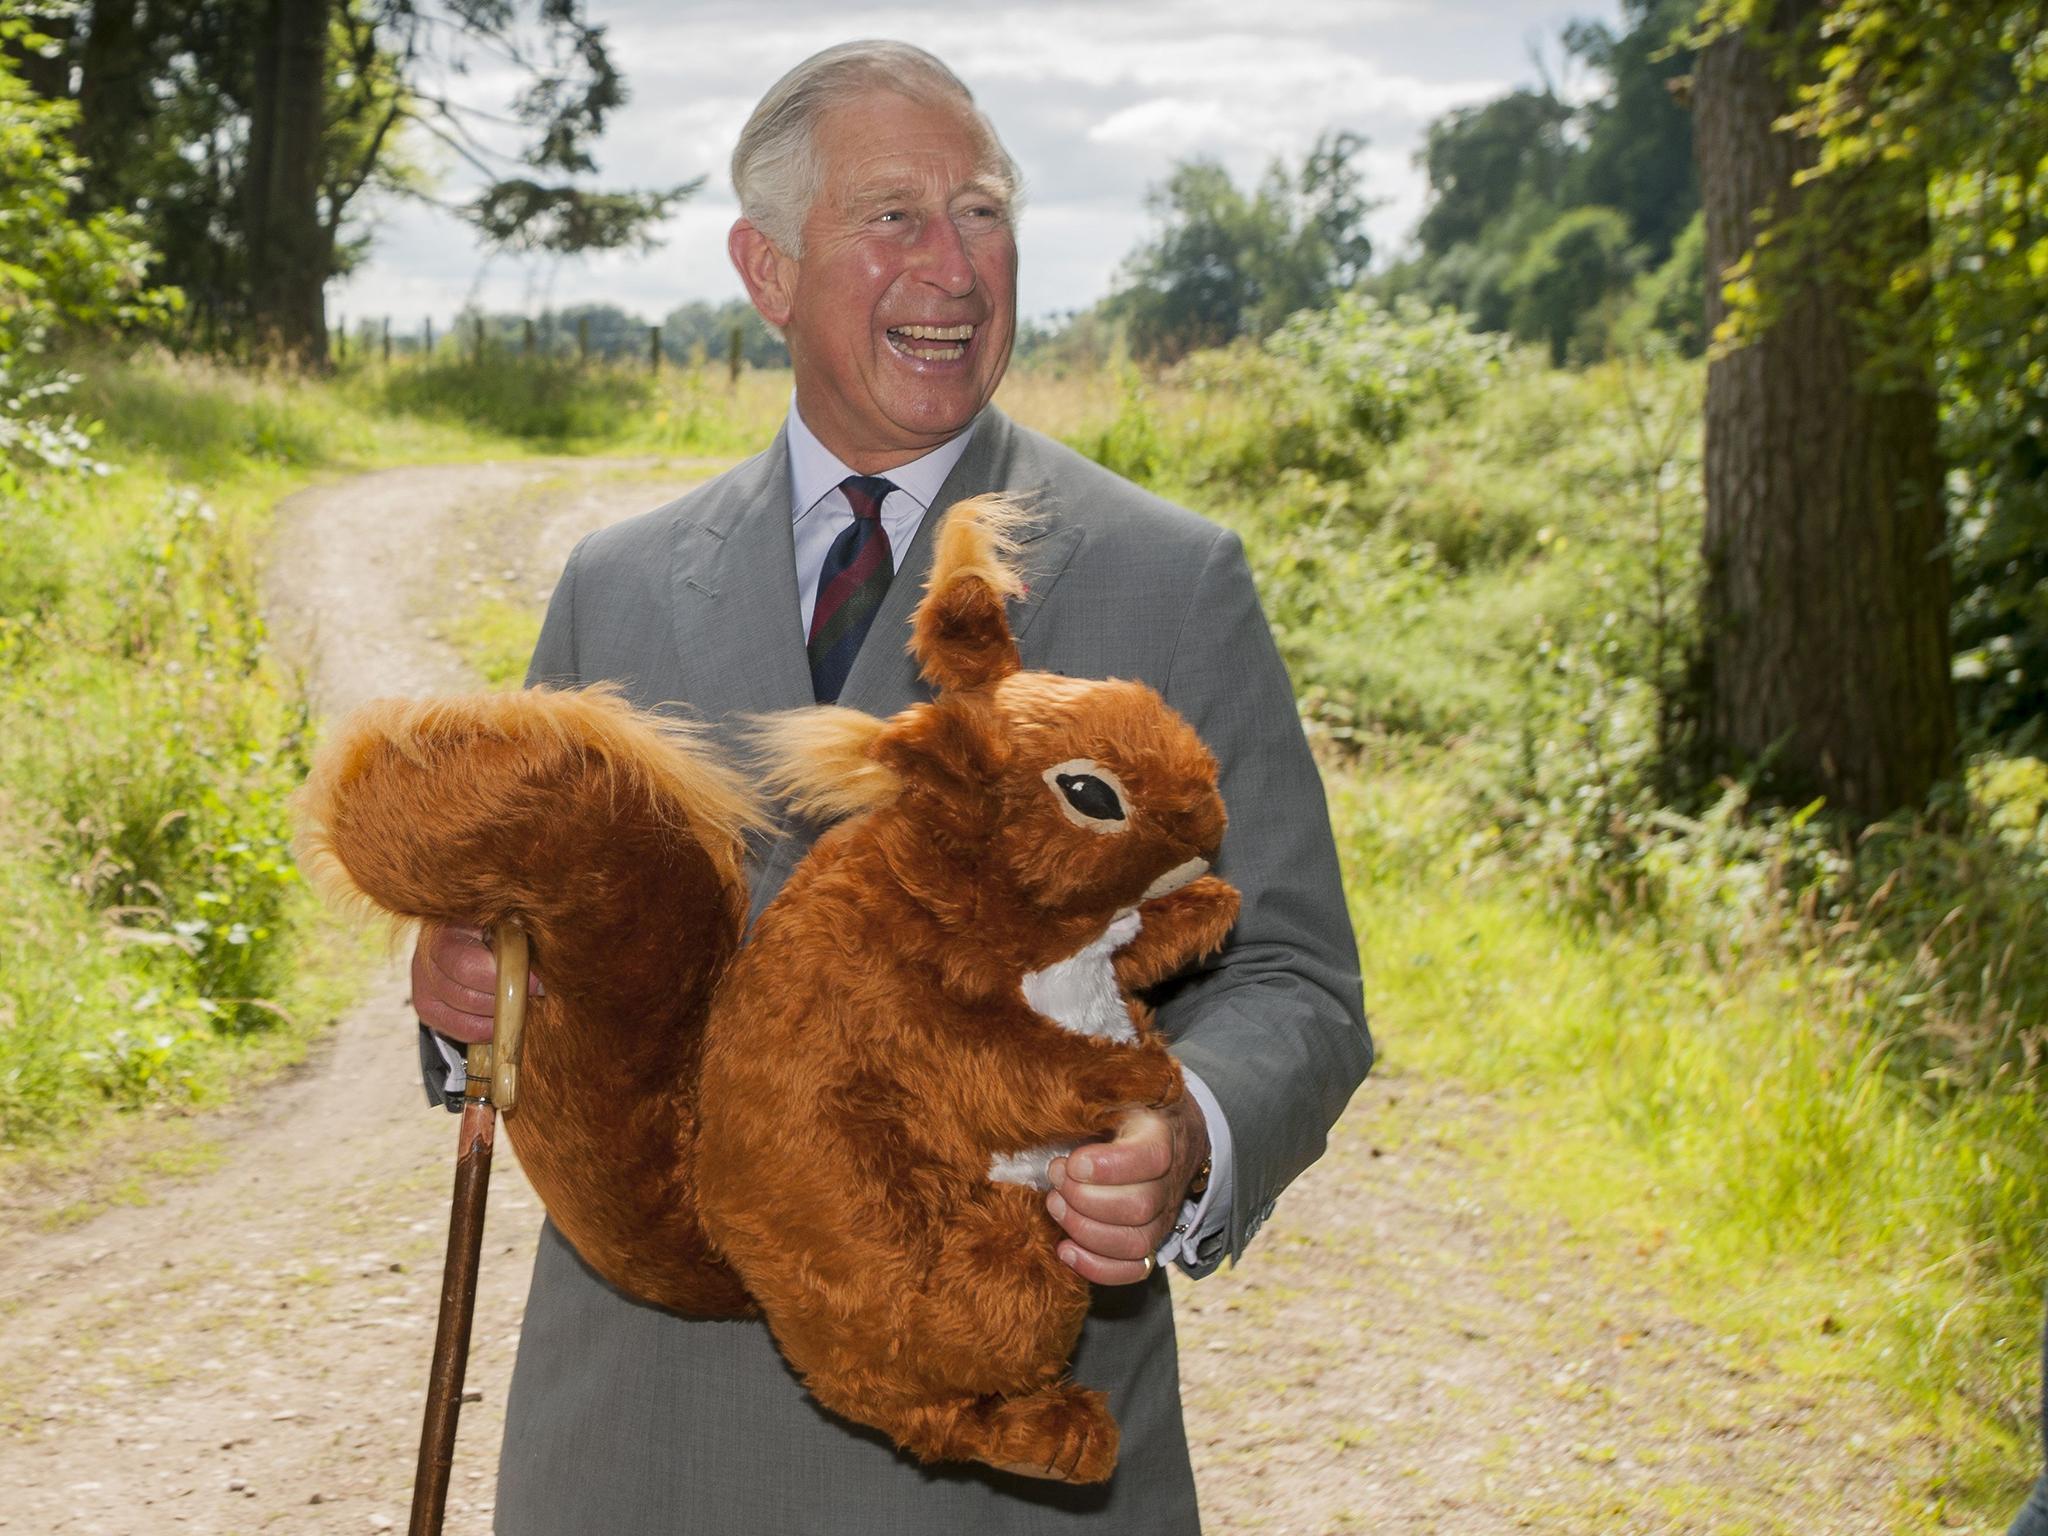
[[0, 460, 1969, 1534]]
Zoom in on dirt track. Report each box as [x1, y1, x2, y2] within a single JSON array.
[[0, 460, 1971, 1534]]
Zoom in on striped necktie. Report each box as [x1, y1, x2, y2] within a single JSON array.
[[807, 474, 898, 703]]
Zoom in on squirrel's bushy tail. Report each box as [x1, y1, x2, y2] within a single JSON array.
[[296, 686, 761, 1316]]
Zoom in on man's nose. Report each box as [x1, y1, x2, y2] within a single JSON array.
[[911, 215, 977, 297]]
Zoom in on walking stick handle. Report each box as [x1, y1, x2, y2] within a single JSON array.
[[490, 923, 528, 1112]]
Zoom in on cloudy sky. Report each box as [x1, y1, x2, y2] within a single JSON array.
[[329, 0, 1618, 331]]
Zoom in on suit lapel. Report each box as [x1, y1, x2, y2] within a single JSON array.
[[666, 427, 815, 724], [835, 407, 1086, 716]]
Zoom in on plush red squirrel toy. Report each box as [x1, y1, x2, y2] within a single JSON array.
[[297, 495, 1241, 1483]]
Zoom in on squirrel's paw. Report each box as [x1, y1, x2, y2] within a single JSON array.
[[984, 1383, 1120, 1485]]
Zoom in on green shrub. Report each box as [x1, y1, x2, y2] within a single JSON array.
[[1506, 205, 1640, 365], [1266, 293, 1509, 445]]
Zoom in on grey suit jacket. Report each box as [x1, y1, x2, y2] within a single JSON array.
[[495, 406, 1370, 1535]]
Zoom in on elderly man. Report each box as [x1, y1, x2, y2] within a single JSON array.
[[410, 39, 1369, 1534]]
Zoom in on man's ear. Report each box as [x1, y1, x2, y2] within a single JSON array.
[[729, 219, 796, 331]]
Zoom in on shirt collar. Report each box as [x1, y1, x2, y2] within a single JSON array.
[[786, 395, 978, 522]]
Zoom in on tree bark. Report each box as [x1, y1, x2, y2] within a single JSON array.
[[1693, 0, 1954, 822], [244, 0, 330, 365], [74, 0, 150, 204]]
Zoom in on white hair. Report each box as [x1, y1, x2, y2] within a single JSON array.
[[731, 40, 1024, 257]]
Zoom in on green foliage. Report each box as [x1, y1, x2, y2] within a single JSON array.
[[377, 355, 658, 442], [467, 177, 704, 257], [0, 8, 176, 468], [1086, 297, 1510, 501], [1110, 131, 1377, 361], [1413, 90, 1575, 258], [1617, 210, 1707, 355], [1268, 294, 1509, 447], [0, 474, 309, 1140], [1558, 0, 1700, 262], [0, 25, 175, 364], [1506, 206, 1640, 366]]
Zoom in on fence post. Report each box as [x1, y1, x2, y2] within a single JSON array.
[[475, 315, 486, 366], [383, 317, 393, 365], [649, 324, 662, 374], [425, 316, 435, 357], [728, 324, 743, 389], [578, 315, 590, 365], [524, 317, 536, 357], [335, 315, 346, 361]]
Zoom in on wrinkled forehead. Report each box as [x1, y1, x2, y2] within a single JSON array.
[[816, 91, 1012, 210]]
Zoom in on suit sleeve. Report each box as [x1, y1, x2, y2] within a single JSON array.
[[1155, 526, 1372, 1272], [524, 537, 587, 690]]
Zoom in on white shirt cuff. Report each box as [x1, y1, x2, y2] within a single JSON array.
[[1156, 1066, 1233, 1273], [422, 1025, 467, 1101]]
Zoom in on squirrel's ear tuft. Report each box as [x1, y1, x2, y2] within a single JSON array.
[[911, 494, 1029, 693], [744, 706, 901, 823]]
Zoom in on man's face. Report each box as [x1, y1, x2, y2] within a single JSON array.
[[732, 90, 1018, 471]]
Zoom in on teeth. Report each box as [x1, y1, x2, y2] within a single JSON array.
[[1142, 857, 1208, 900], [891, 324, 975, 341]]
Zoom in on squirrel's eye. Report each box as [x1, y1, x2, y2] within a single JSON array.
[[1055, 772, 1125, 822]]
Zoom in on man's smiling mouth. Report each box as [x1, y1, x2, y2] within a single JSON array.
[[887, 323, 975, 361]]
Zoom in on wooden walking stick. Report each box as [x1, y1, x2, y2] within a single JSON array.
[[409, 923, 528, 1536]]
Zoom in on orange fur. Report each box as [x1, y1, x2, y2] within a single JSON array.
[[295, 497, 1240, 1482], [294, 685, 762, 1317], [744, 706, 899, 822]]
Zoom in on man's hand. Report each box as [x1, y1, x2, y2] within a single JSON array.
[[409, 922, 542, 1043], [1045, 1097, 1210, 1286]]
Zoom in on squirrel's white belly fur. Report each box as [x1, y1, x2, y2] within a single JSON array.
[[988, 909, 1143, 1192]]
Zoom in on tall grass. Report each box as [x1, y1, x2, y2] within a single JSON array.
[[0, 468, 313, 1141]]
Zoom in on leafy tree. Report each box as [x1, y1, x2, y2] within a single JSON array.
[[1392, 2, 1699, 353], [23, 0, 696, 363], [0, 4, 174, 465], [1506, 205, 1638, 365], [1560, 0, 1699, 262], [1620, 210, 1706, 355], [1413, 90, 1573, 259], [1111, 132, 1377, 362]]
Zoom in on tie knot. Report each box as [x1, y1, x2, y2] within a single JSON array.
[[841, 475, 895, 523]]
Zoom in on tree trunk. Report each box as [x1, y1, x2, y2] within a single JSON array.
[[74, 0, 150, 205], [244, 0, 330, 365], [1693, 0, 1954, 822]]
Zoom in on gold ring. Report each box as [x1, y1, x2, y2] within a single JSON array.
[[1141, 1254, 1157, 1278]]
